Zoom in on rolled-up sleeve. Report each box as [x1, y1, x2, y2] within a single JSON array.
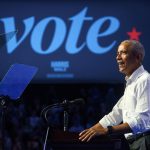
[[125, 78, 150, 134]]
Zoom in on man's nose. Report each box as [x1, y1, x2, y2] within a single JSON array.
[[116, 53, 122, 60], [116, 54, 120, 60]]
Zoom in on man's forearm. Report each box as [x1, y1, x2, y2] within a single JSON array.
[[79, 122, 132, 142], [106, 123, 132, 135], [93, 122, 132, 135]]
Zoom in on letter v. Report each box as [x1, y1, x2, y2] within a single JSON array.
[[0, 17, 34, 53]]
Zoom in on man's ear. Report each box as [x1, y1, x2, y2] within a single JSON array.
[[136, 53, 143, 63]]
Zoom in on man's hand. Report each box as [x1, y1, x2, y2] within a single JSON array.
[[79, 123, 108, 142]]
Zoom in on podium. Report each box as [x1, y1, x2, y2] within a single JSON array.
[[49, 130, 124, 150]]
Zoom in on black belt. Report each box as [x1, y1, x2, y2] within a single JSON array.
[[127, 130, 150, 143]]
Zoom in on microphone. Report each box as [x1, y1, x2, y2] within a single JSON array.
[[60, 98, 85, 107], [41, 98, 85, 117]]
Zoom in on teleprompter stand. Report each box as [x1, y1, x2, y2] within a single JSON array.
[[0, 30, 18, 49], [0, 63, 38, 150], [0, 96, 9, 150]]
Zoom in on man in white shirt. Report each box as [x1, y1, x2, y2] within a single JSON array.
[[79, 40, 150, 150]]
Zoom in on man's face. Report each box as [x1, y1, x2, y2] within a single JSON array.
[[116, 43, 139, 77]]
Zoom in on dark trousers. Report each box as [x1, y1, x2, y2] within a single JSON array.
[[127, 135, 150, 150]]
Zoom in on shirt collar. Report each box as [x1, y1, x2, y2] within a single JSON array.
[[125, 65, 145, 84]]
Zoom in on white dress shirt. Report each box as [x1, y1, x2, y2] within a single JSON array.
[[99, 65, 150, 138]]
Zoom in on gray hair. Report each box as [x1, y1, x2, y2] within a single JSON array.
[[120, 40, 145, 61]]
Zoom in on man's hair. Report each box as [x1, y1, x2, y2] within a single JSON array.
[[120, 40, 145, 61]]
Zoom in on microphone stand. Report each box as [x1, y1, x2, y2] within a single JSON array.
[[41, 99, 70, 150], [41, 98, 84, 150], [63, 100, 69, 132], [41, 103, 59, 150]]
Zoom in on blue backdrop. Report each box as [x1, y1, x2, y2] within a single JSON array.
[[0, 0, 150, 83]]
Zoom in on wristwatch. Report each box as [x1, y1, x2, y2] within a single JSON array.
[[107, 126, 113, 134]]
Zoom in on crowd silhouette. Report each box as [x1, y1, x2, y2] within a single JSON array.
[[0, 83, 124, 150]]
